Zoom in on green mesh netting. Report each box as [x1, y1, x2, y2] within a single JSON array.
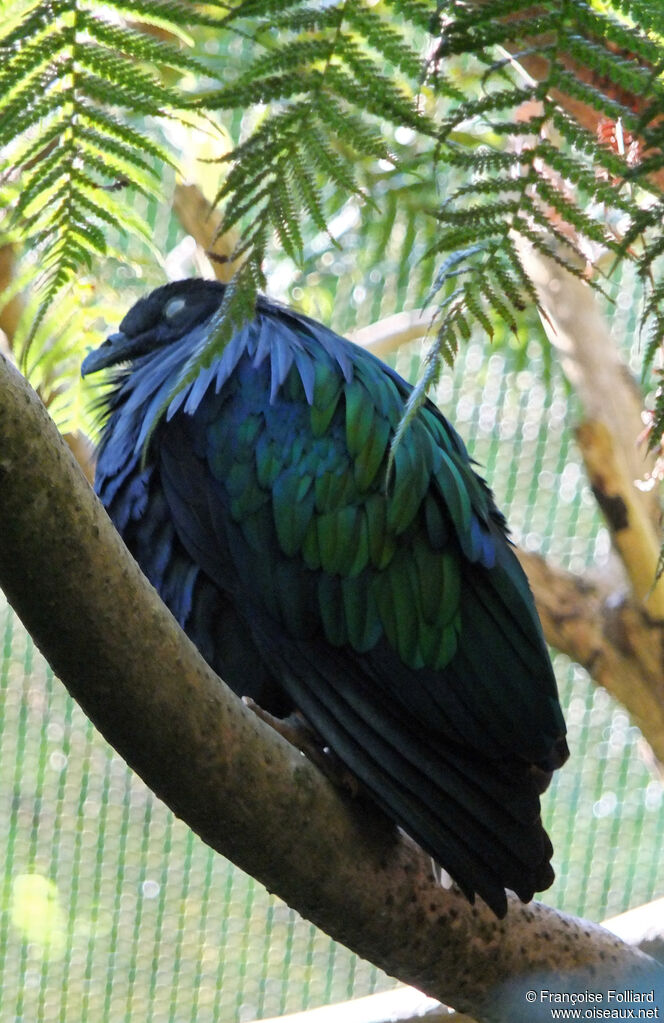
[[2, 311, 663, 1022]]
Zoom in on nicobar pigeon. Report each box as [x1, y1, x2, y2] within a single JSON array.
[[82, 278, 568, 918]]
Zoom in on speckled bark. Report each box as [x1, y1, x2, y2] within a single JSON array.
[[0, 361, 660, 1022]]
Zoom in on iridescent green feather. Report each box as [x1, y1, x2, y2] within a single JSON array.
[[352, 414, 391, 491], [386, 550, 422, 668], [272, 469, 316, 557], [255, 432, 285, 489], [231, 345, 497, 674], [432, 451, 473, 536], [341, 574, 381, 652], [363, 494, 396, 570], [318, 574, 347, 647], [387, 434, 430, 534], [310, 354, 344, 437], [315, 462, 357, 511], [344, 377, 378, 458]]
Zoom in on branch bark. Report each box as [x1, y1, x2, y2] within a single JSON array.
[[520, 241, 660, 534], [575, 419, 662, 609], [510, 241, 664, 762], [0, 243, 24, 345], [249, 897, 664, 1023], [0, 359, 660, 1023], [172, 182, 241, 283]]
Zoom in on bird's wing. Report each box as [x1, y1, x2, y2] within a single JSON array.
[[92, 402, 290, 715], [156, 313, 566, 914]]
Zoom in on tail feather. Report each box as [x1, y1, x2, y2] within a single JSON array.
[[270, 639, 555, 917]]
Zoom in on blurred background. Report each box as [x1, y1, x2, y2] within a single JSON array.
[[1, 15, 663, 1022], [2, 248, 662, 1020]]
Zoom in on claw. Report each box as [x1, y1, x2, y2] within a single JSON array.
[[242, 697, 360, 795]]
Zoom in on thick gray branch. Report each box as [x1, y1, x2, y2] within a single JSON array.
[[0, 355, 658, 1022], [250, 897, 664, 1023]]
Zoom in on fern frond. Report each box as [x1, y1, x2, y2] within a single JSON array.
[[262, 6, 340, 32], [344, 5, 422, 79], [575, 2, 663, 66], [75, 135, 162, 197], [290, 155, 331, 239], [637, 223, 664, 276], [87, 0, 218, 37], [12, 156, 71, 223], [76, 103, 174, 167], [548, 65, 637, 129], [305, 130, 366, 200], [315, 99, 392, 162], [75, 47, 184, 110], [641, 281, 664, 375], [272, 171, 305, 262], [225, 37, 334, 82], [0, 26, 68, 97], [0, 74, 64, 147], [78, 13, 210, 74], [0, 0, 216, 340], [219, 0, 303, 21], [384, 0, 433, 33], [561, 33, 656, 100], [5, 0, 664, 481], [192, 0, 431, 336], [324, 63, 432, 134]]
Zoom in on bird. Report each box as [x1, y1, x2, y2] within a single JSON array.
[[82, 277, 568, 918]]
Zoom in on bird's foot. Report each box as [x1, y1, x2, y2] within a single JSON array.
[[243, 698, 320, 757], [242, 697, 359, 796]]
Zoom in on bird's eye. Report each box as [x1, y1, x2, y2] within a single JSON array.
[[164, 297, 187, 319]]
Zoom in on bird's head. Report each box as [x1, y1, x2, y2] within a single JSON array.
[[81, 279, 226, 376]]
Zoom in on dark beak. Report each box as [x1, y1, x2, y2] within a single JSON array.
[[81, 332, 129, 376]]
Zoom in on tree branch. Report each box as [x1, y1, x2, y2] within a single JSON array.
[[517, 550, 664, 766], [172, 182, 241, 283], [248, 896, 664, 1023], [0, 357, 659, 1023], [518, 240, 660, 534], [509, 242, 664, 763], [575, 418, 663, 610], [0, 243, 24, 345], [351, 308, 437, 358]]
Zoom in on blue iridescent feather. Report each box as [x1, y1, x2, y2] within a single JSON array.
[[83, 278, 568, 917]]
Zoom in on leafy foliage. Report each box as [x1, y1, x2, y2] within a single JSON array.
[[0, 0, 217, 349], [182, 0, 438, 358], [423, 3, 664, 372], [3, 0, 664, 439], [187, 0, 664, 448], [12, 278, 121, 436]]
